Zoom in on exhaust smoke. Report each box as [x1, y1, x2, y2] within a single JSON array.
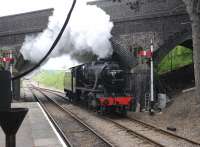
[[20, 0, 113, 66]]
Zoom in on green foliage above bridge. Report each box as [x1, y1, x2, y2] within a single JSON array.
[[158, 46, 193, 74]]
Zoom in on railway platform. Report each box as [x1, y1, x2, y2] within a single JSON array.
[[0, 102, 64, 147]]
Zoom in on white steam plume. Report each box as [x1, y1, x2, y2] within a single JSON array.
[[20, 0, 113, 64]]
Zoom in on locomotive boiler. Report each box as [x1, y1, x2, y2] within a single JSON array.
[[64, 58, 132, 115]]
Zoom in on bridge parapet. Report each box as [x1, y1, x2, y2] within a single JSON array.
[[0, 8, 53, 37], [88, 0, 186, 22]]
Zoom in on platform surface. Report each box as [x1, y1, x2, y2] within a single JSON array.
[[0, 102, 64, 147]]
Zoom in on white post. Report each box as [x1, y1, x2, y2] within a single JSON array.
[[150, 39, 154, 107]]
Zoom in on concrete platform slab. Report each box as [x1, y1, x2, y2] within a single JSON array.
[[0, 102, 64, 147]]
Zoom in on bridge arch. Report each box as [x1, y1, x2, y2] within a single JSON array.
[[154, 28, 192, 65], [155, 32, 194, 94]]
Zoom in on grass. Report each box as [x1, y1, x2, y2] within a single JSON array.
[[33, 70, 66, 90], [157, 46, 193, 74]]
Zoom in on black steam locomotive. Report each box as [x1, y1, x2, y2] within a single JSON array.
[[64, 58, 132, 114]]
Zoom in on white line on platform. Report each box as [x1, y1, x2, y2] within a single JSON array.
[[37, 102, 68, 147]]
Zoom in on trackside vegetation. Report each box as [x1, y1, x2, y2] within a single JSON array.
[[157, 45, 193, 74], [33, 70, 65, 90]]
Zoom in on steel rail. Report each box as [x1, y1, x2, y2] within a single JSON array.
[[29, 89, 73, 147], [33, 86, 64, 94], [30, 85, 200, 145], [102, 117, 164, 147], [30, 85, 68, 102], [34, 87, 114, 147], [127, 117, 200, 146]]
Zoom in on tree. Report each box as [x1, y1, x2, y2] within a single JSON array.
[[182, 0, 200, 103]]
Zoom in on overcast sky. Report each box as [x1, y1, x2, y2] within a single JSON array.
[[0, 0, 96, 70], [0, 0, 61, 17], [0, 0, 95, 17]]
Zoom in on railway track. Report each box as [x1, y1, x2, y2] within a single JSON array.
[[33, 86, 164, 147], [127, 117, 200, 146], [102, 117, 165, 147], [34, 86, 64, 95], [30, 85, 200, 147], [29, 86, 114, 147], [103, 117, 200, 147], [31, 86, 163, 146]]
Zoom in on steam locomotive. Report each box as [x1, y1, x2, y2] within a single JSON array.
[[64, 58, 132, 115]]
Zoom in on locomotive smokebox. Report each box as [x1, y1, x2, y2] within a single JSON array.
[[0, 71, 11, 110]]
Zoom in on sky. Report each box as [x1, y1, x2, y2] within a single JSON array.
[[0, 0, 96, 17], [0, 0, 98, 70], [0, 0, 64, 17]]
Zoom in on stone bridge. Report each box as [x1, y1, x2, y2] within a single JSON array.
[[89, 0, 192, 67], [0, 8, 53, 98], [0, 8, 53, 71], [0, 1, 193, 70], [0, 0, 195, 98]]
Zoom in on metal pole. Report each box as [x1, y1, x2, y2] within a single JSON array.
[[10, 50, 13, 99], [6, 134, 16, 147], [150, 39, 154, 111]]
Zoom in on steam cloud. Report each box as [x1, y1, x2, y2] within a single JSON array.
[[20, 0, 113, 64]]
